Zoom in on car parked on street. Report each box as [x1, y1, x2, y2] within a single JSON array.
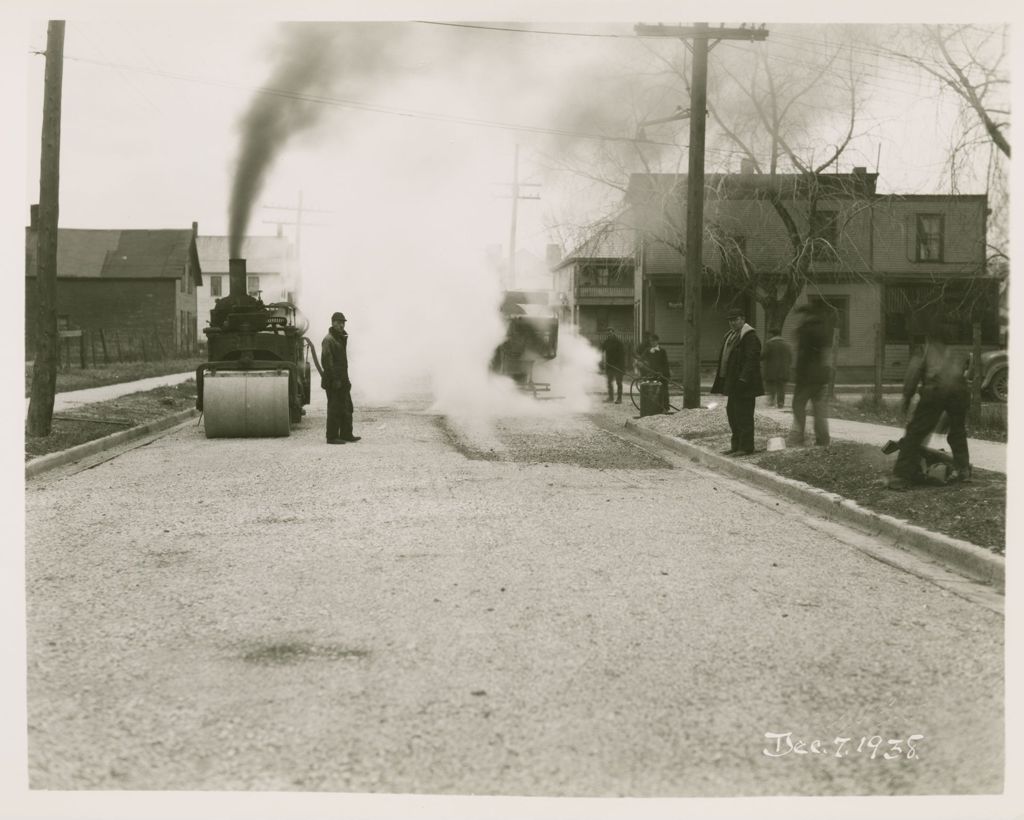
[[973, 349, 1008, 402]]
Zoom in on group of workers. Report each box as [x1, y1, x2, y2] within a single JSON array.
[[599, 302, 973, 488]]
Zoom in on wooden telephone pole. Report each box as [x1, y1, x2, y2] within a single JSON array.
[[494, 143, 540, 290], [634, 23, 769, 408], [262, 190, 333, 261], [26, 20, 66, 437]]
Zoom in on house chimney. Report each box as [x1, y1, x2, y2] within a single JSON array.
[[545, 243, 562, 269], [30, 204, 39, 229], [229, 257, 247, 297], [740, 158, 756, 175], [192, 220, 198, 237], [852, 166, 866, 175]]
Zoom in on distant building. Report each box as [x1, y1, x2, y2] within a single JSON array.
[[551, 228, 636, 349], [195, 234, 298, 345], [24, 208, 202, 360]]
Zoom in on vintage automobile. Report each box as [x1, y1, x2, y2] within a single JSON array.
[[974, 349, 1009, 402]]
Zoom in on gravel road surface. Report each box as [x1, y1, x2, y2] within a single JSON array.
[[24, 390, 1003, 796]]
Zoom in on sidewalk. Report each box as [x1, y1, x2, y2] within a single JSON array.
[[755, 405, 1006, 474], [24, 371, 195, 415]]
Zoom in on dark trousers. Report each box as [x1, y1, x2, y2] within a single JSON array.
[[894, 386, 969, 480], [726, 395, 756, 452], [790, 382, 830, 445], [605, 367, 623, 400], [325, 386, 353, 441], [764, 380, 786, 408]]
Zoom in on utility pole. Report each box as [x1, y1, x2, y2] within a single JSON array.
[[27, 20, 66, 437], [634, 23, 768, 408], [263, 190, 333, 260], [263, 190, 333, 302], [494, 143, 540, 290]]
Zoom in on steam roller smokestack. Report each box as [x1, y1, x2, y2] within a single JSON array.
[[229, 257, 247, 297]]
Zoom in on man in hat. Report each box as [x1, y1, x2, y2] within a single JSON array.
[[711, 306, 764, 455], [789, 302, 831, 447], [321, 311, 360, 444], [600, 326, 626, 403]]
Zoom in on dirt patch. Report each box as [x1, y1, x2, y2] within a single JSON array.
[[25, 382, 198, 461], [636, 407, 1006, 554]]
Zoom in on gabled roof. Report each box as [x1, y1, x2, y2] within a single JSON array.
[[627, 170, 880, 201], [553, 228, 636, 270], [196, 235, 294, 275], [26, 227, 202, 283]]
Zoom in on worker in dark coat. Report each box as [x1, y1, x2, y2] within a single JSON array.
[[888, 315, 971, 489], [321, 311, 360, 444], [600, 327, 626, 403], [711, 306, 764, 455], [642, 333, 671, 412], [789, 303, 832, 447], [761, 327, 792, 408]]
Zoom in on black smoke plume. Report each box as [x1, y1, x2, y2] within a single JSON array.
[[227, 23, 403, 257]]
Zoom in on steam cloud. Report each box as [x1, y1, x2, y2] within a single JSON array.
[[231, 22, 634, 422], [228, 24, 412, 257]]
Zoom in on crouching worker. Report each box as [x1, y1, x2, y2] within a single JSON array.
[[888, 316, 971, 490]]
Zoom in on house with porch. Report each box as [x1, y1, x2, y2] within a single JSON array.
[[25, 208, 203, 361], [551, 228, 637, 351], [624, 167, 998, 383]]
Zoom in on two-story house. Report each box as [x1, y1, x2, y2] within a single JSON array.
[[195, 234, 299, 345], [551, 229, 637, 349], [25, 208, 203, 360], [625, 166, 997, 382]]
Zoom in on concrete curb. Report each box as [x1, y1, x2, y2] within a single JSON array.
[[623, 419, 1005, 591], [26, 408, 200, 479]]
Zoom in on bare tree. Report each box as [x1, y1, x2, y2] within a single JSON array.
[[882, 24, 1010, 290], [886, 24, 1010, 160], [632, 32, 876, 332]]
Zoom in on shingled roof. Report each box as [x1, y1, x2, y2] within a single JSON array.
[[26, 228, 202, 284]]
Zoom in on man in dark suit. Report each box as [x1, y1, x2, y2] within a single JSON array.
[[600, 327, 626, 403], [711, 307, 765, 455], [321, 311, 360, 445]]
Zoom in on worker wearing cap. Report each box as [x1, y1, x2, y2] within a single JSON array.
[[321, 311, 360, 445], [711, 306, 764, 455]]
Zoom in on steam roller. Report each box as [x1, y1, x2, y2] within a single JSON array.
[[196, 257, 318, 438]]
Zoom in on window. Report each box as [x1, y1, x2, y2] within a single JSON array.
[[916, 214, 944, 262], [884, 282, 999, 344], [247, 275, 260, 297], [209, 275, 222, 297], [808, 294, 849, 346], [57, 314, 70, 330], [810, 209, 838, 260]]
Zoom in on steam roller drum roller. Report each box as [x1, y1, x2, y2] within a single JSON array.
[[203, 370, 291, 438]]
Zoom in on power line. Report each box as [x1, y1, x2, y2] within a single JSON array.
[[47, 52, 687, 148], [414, 21, 634, 38]]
